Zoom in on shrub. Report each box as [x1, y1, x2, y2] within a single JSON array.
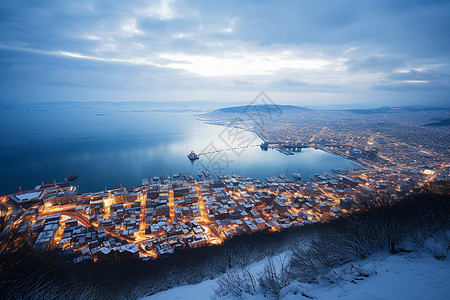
[[214, 268, 257, 297], [258, 256, 292, 298]]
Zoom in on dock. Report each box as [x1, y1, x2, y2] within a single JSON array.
[[198, 144, 260, 156]]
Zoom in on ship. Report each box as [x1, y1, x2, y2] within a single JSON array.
[[68, 174, 78, 181], [187, 151, 199, 160], [183, 174, 195, 181], [292, 173, 302, 180]]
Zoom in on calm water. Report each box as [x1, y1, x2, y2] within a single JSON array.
[[0, 104, 354, 195]]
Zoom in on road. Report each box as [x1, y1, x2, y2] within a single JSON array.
[[40, 211, 93, 227]]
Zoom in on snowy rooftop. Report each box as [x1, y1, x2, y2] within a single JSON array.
[[10, 191, 43, 203]]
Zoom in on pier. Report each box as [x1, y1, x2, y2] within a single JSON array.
[[197, 142, 308, 156], [260, 141, 309, 155], [280, 142, 309, 152], [194, 140, 309, 158], [197, 144, 261, 156]]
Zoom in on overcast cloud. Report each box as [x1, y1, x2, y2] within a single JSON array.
[[0, 0, 449, 107]]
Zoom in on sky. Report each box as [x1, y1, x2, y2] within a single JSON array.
[[0, 0, 449, 107]]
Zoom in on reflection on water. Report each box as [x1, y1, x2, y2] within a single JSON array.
[[0, 105, 353, 194]]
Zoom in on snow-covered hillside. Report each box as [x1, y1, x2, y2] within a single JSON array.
[[142, 251, 450, 300]]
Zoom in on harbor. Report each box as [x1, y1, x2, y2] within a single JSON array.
[[0, 107, 355, 196]]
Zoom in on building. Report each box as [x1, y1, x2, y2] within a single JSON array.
[[342, 176, 359, 187], [243, 219, 258, 233], [340, 198, 353, 210], [317, 202, 331, 213], [113, 190, 127, 203], [155, 205, 170, 217], [10, 190, 44, 207], [44, 191, 76, 206], [274, 199, 288, 212]]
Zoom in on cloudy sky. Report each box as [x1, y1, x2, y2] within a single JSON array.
[[1, 0, 449, 107]]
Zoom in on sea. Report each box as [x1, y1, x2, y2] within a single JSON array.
[[0, 102, 354, 195]]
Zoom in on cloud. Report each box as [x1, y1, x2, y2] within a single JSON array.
[[345, 55, 404, 73], [233, 80, 255, 86], [372, 81, 450, 92], [388, 69, 450, 82], [0, 0, 449, 106], [121, 18, 143, 36], [373, 68, 450, 92], [140, 0, 178, 20], [158, 51, 335, 76], [275, 79, 311, 87]]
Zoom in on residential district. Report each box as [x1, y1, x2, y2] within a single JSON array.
[[1, 108, 449, 263]]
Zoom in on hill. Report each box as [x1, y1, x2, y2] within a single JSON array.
[[346, 106, 447, 115], [215, 104, 312, 114], [143, 251, 450, 300], [426, 118, 450, 126]]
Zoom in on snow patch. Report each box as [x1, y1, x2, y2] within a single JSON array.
[[142, 251, 450, 300]]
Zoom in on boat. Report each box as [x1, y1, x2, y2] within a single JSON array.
[[173, 173, 180, 178], [197, 171, 203, 177], [292, 173, 302, 180], [184, 174, 195, 181], [187, 151, 199, 160], [331, 168, 347, 175], [68, 174, 78, 181]]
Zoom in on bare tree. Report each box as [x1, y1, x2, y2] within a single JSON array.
[[258, 256, 292, 298], [214, 267, 257, 297]]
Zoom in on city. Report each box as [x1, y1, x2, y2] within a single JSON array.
[[2, 106, 447, 264], [1, 0, 449, 298]]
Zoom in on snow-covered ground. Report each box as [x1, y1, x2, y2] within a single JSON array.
[[142, 251, 450, 300], [282, 252, 450, 300], [142, 253, 286, 300]]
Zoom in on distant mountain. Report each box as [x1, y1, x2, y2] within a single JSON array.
[[215, 104, 312, 114], [346, 106, 447, 115], [425, 118, 450, 126], [210, 105, 448, 115]]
